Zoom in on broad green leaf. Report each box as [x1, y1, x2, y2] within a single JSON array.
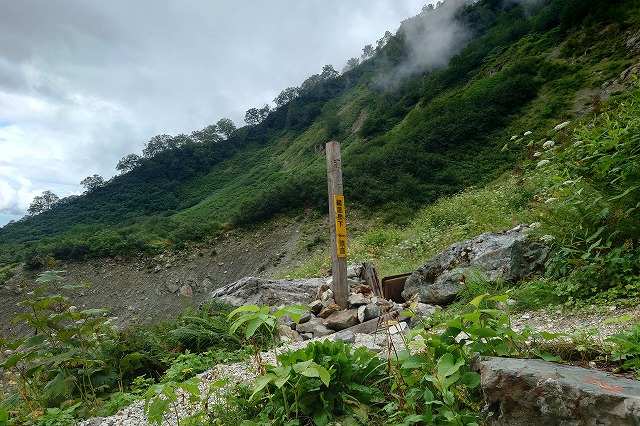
[[423, 387, 435, 402], [603, 315, 633, 324], [147, 397, 170, 425], [251, 373, 276, 399], [244, 317, 264, 339], [539, 352, 563, 362], [180, 377, 202, 397], [405, 414, 430, 423], [469, 293, 488, 308], [460, 371, 481, 388], [437, 353, 465, 378], [469, 327, 497, 338], [274, 374, 291, 388], [313, 408, 330, 426], [271, 366, 292, 377], [3, 352, 25, 369], [442, 371, 461, 389], [36, 271, 64, 283], [400, 357, 428, 370], [292, 359, 313, 373], [43, 372, 74, 400], [227, 304, 260, 320], [317, 366, 331, 386], [23, 333, 46, 348], [228, 312, 256, 334], [442, 389, 455, 406], [537, 331, 565, 340], [488, 294, 509, 304]]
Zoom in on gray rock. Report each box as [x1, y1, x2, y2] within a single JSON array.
[[201, 277, 214, 292], [347, 278, 362, 288], [321, 298, 335, 307], [309, 300, 323, 315], [347, 264, 363, 279], [277, 324, 300, 342], [80, 418, 105, 426], [296, 317, 334, 337], [409, 302, 438, 327], [358, 303, 381, 323], [180, 284, 193, 298], [277, 314, 296, 329], [320, 288, 334, 303], [324, 309, 359, 331], [403, 226, 547, 304], [473, 356, 640, 425], [414, 302, 437, 316], [348, 292, 368, 308], [316, 284, 330, 300], [333, 330, 356, 343], [208, 276, 323, 307], [387, 322, 408, 335], [298, 310, 313, 324]]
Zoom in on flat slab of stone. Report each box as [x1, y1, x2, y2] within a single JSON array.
[[472, 356, 640, 426], [208, 276, 323, 307]]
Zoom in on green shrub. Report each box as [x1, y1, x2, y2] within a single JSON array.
[[251, 340, 387, 426], [534, 84, 640, 303], [1, 271, 116, 417]]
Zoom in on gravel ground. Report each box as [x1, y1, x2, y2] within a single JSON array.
[[510, 305, 640, 344], [72, 305, 640, 425], [75, 332, 407, 426]]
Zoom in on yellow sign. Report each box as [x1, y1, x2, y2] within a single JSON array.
[[334, 195, 347, 258]]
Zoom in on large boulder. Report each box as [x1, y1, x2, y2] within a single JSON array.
[[208, 276, 323, 307], [402, 225, 547, 304], [472, 356, 640, 425]]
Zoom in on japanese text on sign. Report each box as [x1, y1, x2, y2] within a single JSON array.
[[334, 195, 347, 258]]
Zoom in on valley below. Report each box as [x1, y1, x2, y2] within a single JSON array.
[[0, 218, 323, 337]]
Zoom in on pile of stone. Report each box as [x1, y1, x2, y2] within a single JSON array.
[[208, 265, 431, 342]]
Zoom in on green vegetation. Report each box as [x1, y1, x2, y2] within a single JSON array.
[[1, 0, 638, 266], [2, 0, 640, 424], [0, 271, 253, 424]]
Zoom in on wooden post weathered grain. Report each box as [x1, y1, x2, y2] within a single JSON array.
[[361, 262, 383, 298], [326, 140, 348, 309]]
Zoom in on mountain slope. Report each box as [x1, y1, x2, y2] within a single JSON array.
[[0, 0, 639, 267]]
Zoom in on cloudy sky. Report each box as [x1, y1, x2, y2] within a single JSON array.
[[0, 1, 430, 227]]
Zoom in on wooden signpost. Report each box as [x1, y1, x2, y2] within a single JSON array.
[[326, 140, 348, 308]]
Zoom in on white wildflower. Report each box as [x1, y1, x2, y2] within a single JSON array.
[[529, 222, 542, 228], [553, 121, 570, 131], [540, 234, 555, 243], [536, 159, 550, 168], [524, 131, 532, 136], [544, 197, 558, 204], [542, 140, 555, 149], [533, 151, 542, 157]]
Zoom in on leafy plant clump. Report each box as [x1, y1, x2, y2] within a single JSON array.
[[532, 84, 640, 305], [250, 340, 387, 426], [0, 272, 250, 425]]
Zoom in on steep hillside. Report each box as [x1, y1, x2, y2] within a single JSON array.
[[0, 0, 639, 269], [0, 217, 328, 336]]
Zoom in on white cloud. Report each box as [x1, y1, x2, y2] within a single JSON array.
[[0, 0, 433, 227]]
